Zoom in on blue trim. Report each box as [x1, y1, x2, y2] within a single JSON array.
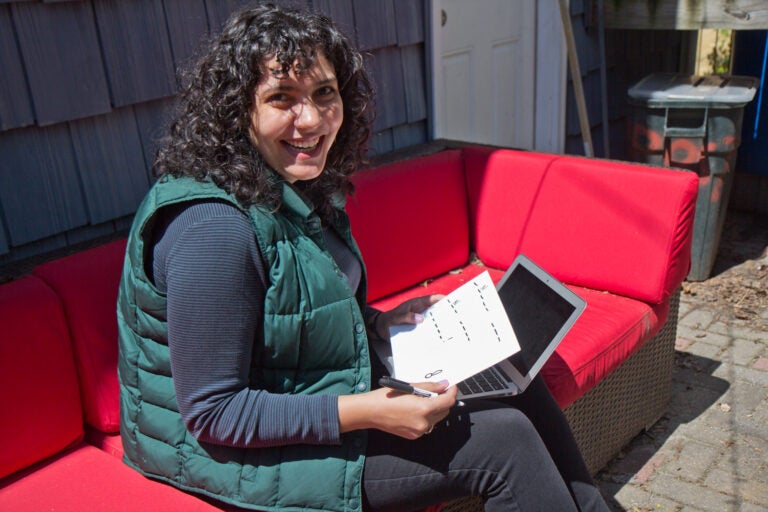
[[753, 31, 768, 140]]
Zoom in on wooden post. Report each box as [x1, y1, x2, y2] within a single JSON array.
[[557, 0, 594, 157]]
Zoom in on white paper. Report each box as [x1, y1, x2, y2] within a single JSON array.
[[388, 271, 520, 385]]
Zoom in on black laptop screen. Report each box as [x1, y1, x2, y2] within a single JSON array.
[[497, 264, 576, 377]]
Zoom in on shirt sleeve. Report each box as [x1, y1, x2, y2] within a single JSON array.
[[153, 201, 341, 448]]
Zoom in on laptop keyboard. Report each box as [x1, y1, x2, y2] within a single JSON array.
[[457, 366, 510, 395]]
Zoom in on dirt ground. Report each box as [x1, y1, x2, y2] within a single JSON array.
[[681, 209, 768, 332]]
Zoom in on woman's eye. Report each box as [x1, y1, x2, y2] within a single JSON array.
[[266, 93, 292, 106], [315, 86, 338, 101]]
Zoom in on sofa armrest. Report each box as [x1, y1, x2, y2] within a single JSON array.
[[0, 276, 84, 480], [32, 239, 127, 434], [520, 156, 698, 303]]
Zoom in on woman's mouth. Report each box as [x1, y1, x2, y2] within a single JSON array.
[[283, 137, 322, 155]]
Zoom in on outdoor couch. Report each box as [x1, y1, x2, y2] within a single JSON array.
[[0, 145, 699, 511]]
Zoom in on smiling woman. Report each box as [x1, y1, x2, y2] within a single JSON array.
[[152, 3, 372, 219], [116, 4, 609, 512]]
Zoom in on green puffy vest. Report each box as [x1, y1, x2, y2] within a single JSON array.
[[117, 175, 371, 512]]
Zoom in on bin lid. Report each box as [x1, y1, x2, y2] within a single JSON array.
[[628, 73, 758, 107]]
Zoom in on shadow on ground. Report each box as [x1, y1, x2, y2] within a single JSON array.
[[596, 352, 730, 511], [710, 210, 768, 277]]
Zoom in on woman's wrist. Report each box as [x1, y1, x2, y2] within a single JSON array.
[[366, 309, 388, 340], [338, 394, 374, 433], [373, 311, 389, 339]]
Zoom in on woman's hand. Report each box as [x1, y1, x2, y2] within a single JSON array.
[[338, 381, 458, 439], [373, 295, 443, 339], [347, 295, 453, 439]]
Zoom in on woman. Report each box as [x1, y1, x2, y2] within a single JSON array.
[[117, 4, 609, 512]]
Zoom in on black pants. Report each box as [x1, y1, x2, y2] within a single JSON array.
[[362, 375, 610, 512]]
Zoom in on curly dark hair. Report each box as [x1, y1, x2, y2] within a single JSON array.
[[154, 3, 374, 218]]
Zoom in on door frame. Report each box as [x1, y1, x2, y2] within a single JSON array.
[[428, 0, 567, 153]]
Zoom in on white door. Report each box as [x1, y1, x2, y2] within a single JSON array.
[[431, 0, 566, 153]]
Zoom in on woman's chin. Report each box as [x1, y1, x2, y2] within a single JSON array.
[[276, 161, 326, 183]]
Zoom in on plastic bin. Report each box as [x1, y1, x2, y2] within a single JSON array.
[[628, 73, 758, 281]]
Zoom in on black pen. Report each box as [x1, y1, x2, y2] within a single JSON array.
[[378, 376, 437, 398]]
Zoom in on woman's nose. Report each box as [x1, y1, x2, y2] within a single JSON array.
[[293, 100, 321, 129]]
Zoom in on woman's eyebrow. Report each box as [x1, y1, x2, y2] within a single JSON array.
[[262, 77, 339, 94], [314, 77, 339, 86]]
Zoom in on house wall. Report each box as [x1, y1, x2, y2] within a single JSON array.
[[0, 0, 708, 279], [563, 0, 697, 160], [730, 30, 768, 215], [0, 0, 429, 279]]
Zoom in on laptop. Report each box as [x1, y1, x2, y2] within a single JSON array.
[[455, 254, 586, 400]]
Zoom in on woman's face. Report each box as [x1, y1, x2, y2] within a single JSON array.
[[249, 53, 343, 183]]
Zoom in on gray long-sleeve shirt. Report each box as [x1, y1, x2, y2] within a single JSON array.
[[150, 200, 362, 448]]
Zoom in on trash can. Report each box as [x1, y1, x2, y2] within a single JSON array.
[[627, 73, 758, 281]]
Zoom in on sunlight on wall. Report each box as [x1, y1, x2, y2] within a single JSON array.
[[695, 29, 733, 75]]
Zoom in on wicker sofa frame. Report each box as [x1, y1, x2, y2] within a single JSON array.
[[566, 290, 679, 475]]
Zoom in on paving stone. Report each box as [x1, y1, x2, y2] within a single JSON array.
[[679, 300, 695, 317], [679, 308, 716, 330], [700, 410, 768, 441], [669, 368, 729, 411], [683, 340, 724, 360], [739, 503, 768, 512], [753, 357, 768, 371], [697, 400, 743, 428], [709, 321, 767, 342], [715, 379, 768, 417], [709, 435, 767, 482], [676, 337, 694, 351], [647, 473, 741, 510], [747, 400, 768, 445], [705, 467, 768, 508], [676, 325, 705, 343], [607, 482, 683, 512], [603, 444, 660, 480], [667, 424, 733, 453], [659, 438, 721, 483], [719, 339, 765, 367], [713, 363, 768, 387], [676, 321, 714, 341], [693, 331, 734, 349], [758, 456, 768, 485], [673, 354, 726, 383]]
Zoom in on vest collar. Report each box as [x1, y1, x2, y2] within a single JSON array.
[[278, 177, 351, 239]]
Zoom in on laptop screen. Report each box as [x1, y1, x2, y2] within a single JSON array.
[[496, 263, 576, 377]]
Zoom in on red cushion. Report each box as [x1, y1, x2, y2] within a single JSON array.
[[0, 276, 83, 480], [463, 146, 556, 267], [348, 150, 470, 302], [0, 444, 223, 511], [541, 286, 669, 408], [518, 156, 698, 304], [369, 263, 498, 311], [464, 148, 697, 304], [32, 239, 128, 433]]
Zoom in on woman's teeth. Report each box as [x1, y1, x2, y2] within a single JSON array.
[[285, 138, 320, 151]]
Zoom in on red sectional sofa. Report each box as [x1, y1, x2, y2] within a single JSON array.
[[0, 146, 699, 511]]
